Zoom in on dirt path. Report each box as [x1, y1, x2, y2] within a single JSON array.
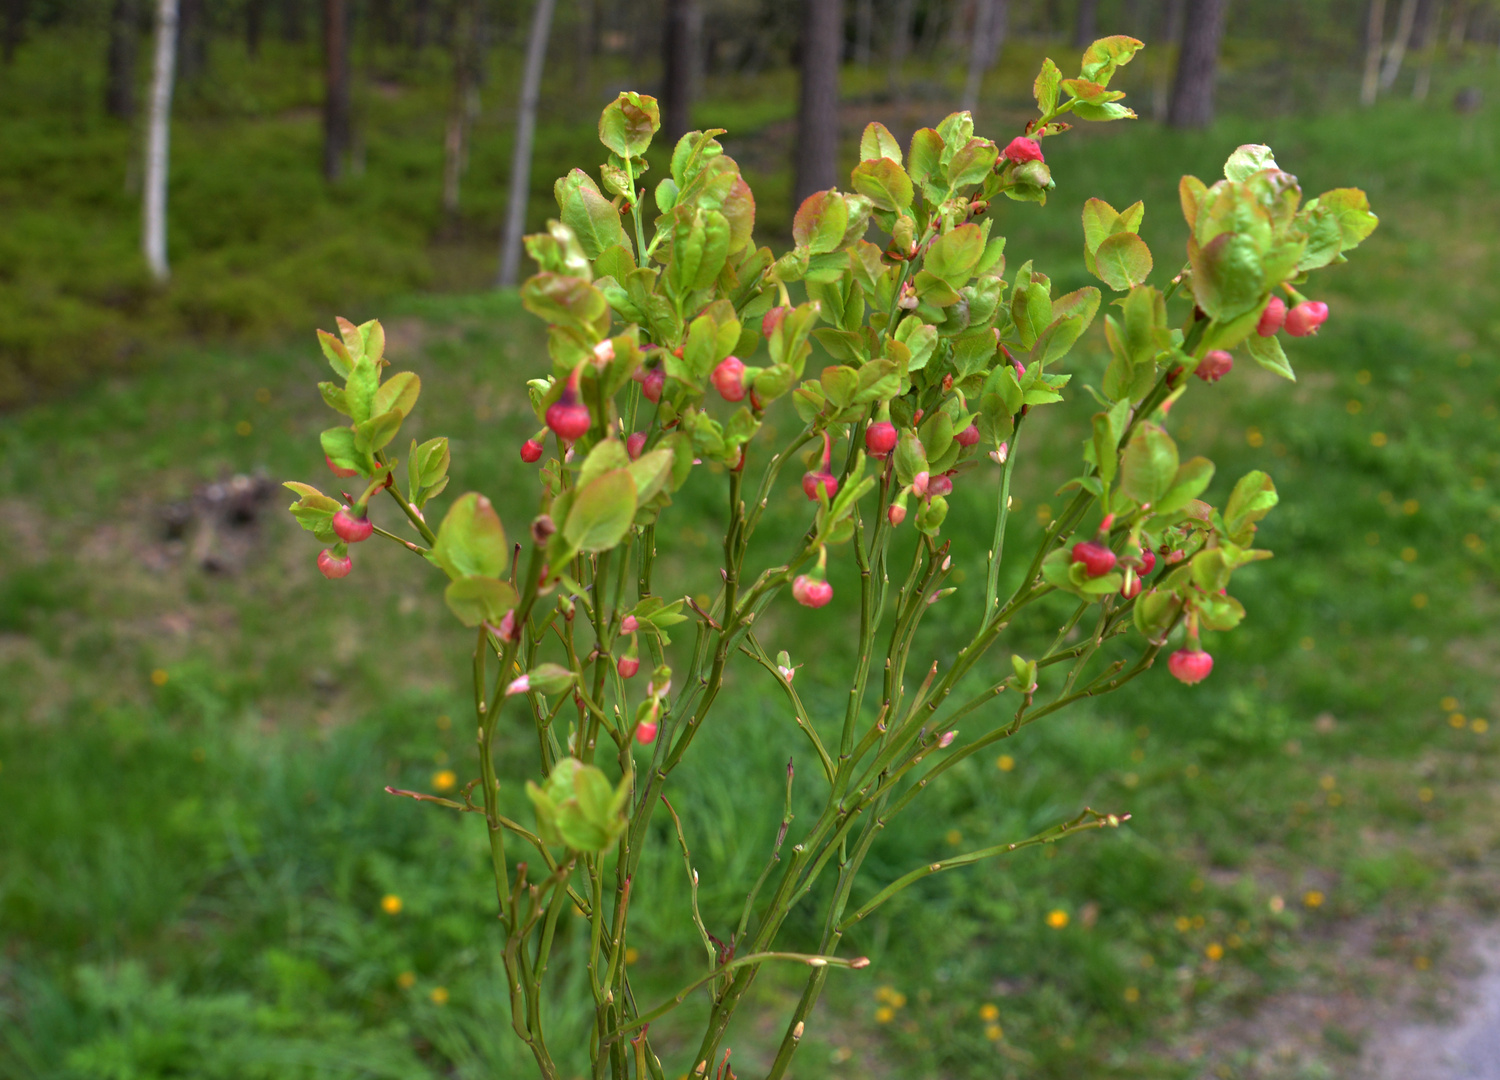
[[1366, 932, 1500, 1079]]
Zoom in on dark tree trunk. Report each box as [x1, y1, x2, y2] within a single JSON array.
[[324, 0, 351, 181], [245, 0, 263, 57], [887, 0, 914, 94], [662, 0, 701, 142], [498, 0, 558, 286], [106, 0, 139, 119], [1073, 0, 1099, 49], [1167, 0, 1229, 128], [1153, 0, 1185, 120], [2, 0, 28, 65], [280, 0, 304, 42], [413, 0, 431, 49], [794, 0, 842, 208], [177, 0, 208, 81]]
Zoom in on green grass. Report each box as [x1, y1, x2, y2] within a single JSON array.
[[4, 36, 1500, 1080]]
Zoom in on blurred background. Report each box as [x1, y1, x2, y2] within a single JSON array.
[[1, 1, 1498, 1077]]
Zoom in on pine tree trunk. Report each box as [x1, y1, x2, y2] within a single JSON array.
[[324, 0, 351, 181], [279, 0, 304, 42], [662, 0, 700, 143], [498, 0, 557, 287], [961, 0, 1009, 114], [1074, 0, 1099, 49], [144, 0, 178, 282], [177, 0, 208, 82], [1167, 0, 1229, 129], [794, 0, 842, 209], [246, 0, 263, 57], [1379, 0, 1419, 89], [1153, 0, 1185, 121], [3, 0, 28, 65], [887, 0, 915, 95], [106, 0, 139, 120], [575, 0, 595, 88], [1361, 0, 1387, 105]]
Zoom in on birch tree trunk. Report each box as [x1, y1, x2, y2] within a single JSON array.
[[793, 0, 842, 208], [106, 0, 139, 121], [442, 0, 478, 218], [1411, 0, 1440, 99], [144, 0, 178, 283], [498, 0, 557, 288], [961, 0, 1009, 114], [1167, 0, 1229, 129], [1361, 0, 1387, 105], [1379, 0, 1419, 90]]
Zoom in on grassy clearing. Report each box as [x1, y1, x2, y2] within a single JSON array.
[[4, 49, 1500, 1080]]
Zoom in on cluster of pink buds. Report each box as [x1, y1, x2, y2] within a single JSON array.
[[1258, 294, 1328, 338], [633, 361, 666, 403], [617, 614, 641, 679], [711, 356, 746, 402]]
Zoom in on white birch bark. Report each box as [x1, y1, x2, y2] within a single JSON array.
[[1361, 0, 1387, 106], [144, 0, 178, 282], [497, 0, 556, 288], [1379, 0, 1419, 90]]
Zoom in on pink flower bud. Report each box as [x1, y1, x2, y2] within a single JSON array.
[[1168, 648, 1214, 685], [990, 442, 1009, 465], [1120, 572, 1142, 599], [792, 575, 834, 608], [546, 395, 591, 441], [617, 655, 640, 678], [1137, 549, 1157, 575], [621, 615, 638, 634], [505, 674, 531, 696], [1256, 296, 1286, 337], [626, 432, 646, 460], [955, 424, 980, 448], [711, 356, 747, 402], [635, 719, 659, 744], [1071, 541, 1117, 578], [912, 471, 930, 497], [332, 506, 373, 543], [641, 367, 665, 403], [777, 663, 796, 682], [491, 609, 519, 642], [1003, 136, 1044, 164], [1196, 350, 1234, 383], [325, 453, 358, 479], [317, 549, 352, 579], [762, 306, 787, 338], [520, 438, 544, 463], [865, 421, 898, 458], [1284, 301, 1328, 337], [802, 471, 839, 501], [938, 730, 957, 748], [888, 503, 907, 526], [927, 474, 954, 497], [592, 339, 616, 365]]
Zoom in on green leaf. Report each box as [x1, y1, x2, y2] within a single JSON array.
[[320, 427, 365, 475], [1092, 413, 1118, 486], [946, 139, 998, 188], [444, 576, 519, 628], [668, 208, 731, 296], [859, 121, 902, 165], [894, 318, 938, 371], [793, 190, 850, 255], [1246, 333, 1295, 381], [907, 128, 944, 192], [564, 469, 638, 553], [850, 158, 913, 213], [924, 223, 985, 287], [1079, 35, 1143, 84], [1312, 188, 1379, 250], [432, 493, 509, 580], [1070, 101, 1137, 122], [1223, 143, 1278, 182], [318, 329, 353, 379], [354, 408, 403, 454], [345, 355, 378, 425], [374, 371, 420, 419], [284, 482, 340, 542], [1189, 232, 1264, 322], [1120, 423, 1178, 508], [318, 381, 350, 416], [579, 438, 632, 489], [1223, 471, 1278, 538], [1034, 57, 1062, 115], [1093, 232, 1153, 291], [629, 447, 675, 504], [1155, 457, 1215, 515], [557, 169, 631, 259], [598, 92, 660, 157]]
